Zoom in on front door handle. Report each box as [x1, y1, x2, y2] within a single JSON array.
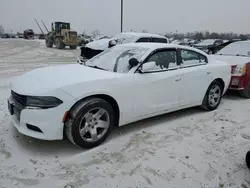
[[207, 72, 212, 75], [175, 78, 181, 82]]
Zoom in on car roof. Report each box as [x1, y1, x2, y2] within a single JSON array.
[[119, 32, 167, 39], [119, 43, 208, 55]]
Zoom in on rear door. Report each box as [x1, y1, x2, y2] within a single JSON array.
[[177, 49, 213, 106]]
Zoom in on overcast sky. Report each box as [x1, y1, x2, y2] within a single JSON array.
[[0, 0, 250, 35]]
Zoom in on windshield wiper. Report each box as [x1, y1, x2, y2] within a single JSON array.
[[85, 65, 107, 71]]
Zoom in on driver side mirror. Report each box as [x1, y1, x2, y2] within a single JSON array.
[[108, 39, 117, 48], [129, 58, 139, 68]]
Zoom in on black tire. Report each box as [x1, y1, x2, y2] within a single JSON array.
[[70, 45, 77, 49], [240, 81, 250, 98], [45, 40, 53, 48], [201, 80, 223, 111], [65, 98, 115, 149], [55, 38, 65, 49], [246, 151, 250, 169]]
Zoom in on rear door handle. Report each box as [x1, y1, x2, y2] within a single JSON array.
[[175, 78, 181, 82], [207, 72, 211, 75]]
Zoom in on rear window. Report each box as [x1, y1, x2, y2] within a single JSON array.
[[152, 37, 168, 43]]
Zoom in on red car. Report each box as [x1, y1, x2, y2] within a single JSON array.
[[213, 40, 250, 98]]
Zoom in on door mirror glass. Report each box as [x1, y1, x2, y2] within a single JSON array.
[[141, 61, 156, 72], [129, 58, 139, 67]]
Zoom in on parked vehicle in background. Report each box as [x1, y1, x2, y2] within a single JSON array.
[[38, 34, 45, 40], [194, 39, 224, 53], [207, 40, 240, 54], [24, 29, 35, 39], [1, 34, 10, 39], [8, 43, 230, 148], [80, 32, 169, 60], [212, 40, 250, 98], [45, 22, 80, 49]]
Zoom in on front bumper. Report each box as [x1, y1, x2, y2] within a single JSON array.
[[228, 75, 248, 90], [8, 91, 77, 141]]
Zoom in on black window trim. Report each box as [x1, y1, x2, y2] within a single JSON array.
[[177, 48, 208, 69], [136, 37, 152, 43], [134, 48, 181, 74]]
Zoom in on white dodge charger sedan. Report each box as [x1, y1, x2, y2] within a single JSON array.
[[8, 43, 231, 148]]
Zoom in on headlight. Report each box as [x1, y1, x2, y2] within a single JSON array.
[[233, 64, 246, 75], [26, 96, 63, 109]]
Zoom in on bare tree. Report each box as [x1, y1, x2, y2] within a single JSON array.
[[91, 29, 100, 38], [0, 25, 4, 35]]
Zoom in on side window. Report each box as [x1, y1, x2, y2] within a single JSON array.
[[152, 37, 168, 43], [180, 50, 207, 67], [136, 37, 151, 43], [142, 50, 178, 72]]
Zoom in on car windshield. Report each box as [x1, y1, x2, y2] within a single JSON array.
[[85, 46, 148, 73], [217, 41, 250, 56]]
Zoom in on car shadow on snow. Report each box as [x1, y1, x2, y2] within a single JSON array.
[[110, 107, 205, 140], [10, 125, 82, 156]]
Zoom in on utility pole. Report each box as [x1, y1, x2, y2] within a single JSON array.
[[121, 0, 123, 33]]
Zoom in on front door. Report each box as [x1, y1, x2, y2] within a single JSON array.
[[131, 49, 183, 118]]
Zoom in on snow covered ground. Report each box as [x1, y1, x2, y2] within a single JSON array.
[[0, 39, 250, 188]]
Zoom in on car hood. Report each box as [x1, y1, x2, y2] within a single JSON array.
[[211, 55, 250, 66], [10, 64, 121, 95], [85, 38, 111, 51]]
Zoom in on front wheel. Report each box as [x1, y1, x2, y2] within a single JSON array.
[[55, 38, 65, 49], [45, 40, 53, 48], [65, 98, 115, 149], [201, 80, 223, 111]]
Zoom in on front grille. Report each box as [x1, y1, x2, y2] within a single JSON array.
[[11, 91, 26, 119], [81, 47, 103, 59]]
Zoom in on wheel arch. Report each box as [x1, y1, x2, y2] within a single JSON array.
[[66, 94, 120, 127], [213, 78, 225, 92]]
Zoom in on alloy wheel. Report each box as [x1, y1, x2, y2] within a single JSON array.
[[79, 107, 110, 142], [208, 85, 221, 107]]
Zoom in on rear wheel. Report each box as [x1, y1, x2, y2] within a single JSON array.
[[70, 45, 77, 49], [55, 38, 65, 49], [65, 98, 115, 149], [201, 80, 223, 111], [240, 81, 250, 98]]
